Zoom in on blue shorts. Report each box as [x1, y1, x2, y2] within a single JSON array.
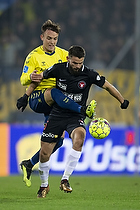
[[29, 90, 52, 123]]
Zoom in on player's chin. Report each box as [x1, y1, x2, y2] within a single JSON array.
[[48, 46, 55, 52], [73, 70, 81, 76]]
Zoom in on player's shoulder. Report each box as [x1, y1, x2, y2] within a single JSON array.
[[26, 45, 43, 58], [83, 65, 99, 78], [54, 61, 67, 68], [84, 65, 96, 73], [55, 46, 68, 55]]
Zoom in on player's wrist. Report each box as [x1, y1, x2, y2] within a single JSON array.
[[23, 93, 29, 99], [120, 100, 129, 109]]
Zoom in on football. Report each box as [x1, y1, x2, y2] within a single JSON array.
[[89, 117, 111, 139]]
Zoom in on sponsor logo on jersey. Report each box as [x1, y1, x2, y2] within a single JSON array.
[[65, 93, 83, 102], [42, 61, 46, 66], [59, 79, 66, 82], [57, 81, 67, 91], [23, 66, 29, 73], [78, 81, 86, 89], [74, 94, 82, 102]]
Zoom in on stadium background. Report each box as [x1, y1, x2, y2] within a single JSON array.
[[0, 0, 139, 176]]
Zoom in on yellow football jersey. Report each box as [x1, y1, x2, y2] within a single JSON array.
[[20, 45, 68, 90]]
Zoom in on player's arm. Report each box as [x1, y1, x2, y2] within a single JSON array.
[[17, 67, 55, 112], [30, 64, 57, 81], [28, 65, 56, 81], [102, 80, 129, 109], [25, 70, 42, 95], [20, 53, 37, 86], [17, 70, 41, 112], [16, 82, 39, 112]]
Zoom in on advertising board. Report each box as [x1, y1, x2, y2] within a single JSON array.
[[8, 124, 140, 175]]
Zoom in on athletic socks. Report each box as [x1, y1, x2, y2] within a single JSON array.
[[51, 88, 82, 113], [61, 148, 81, 180], [30, 150, 40, 166], [39, 161, 50, 187], [29, 146, 81, 183]]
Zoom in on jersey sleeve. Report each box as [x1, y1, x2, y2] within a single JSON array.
[[43, 64, 58, 79], [20, 54, 36, 86], [90, 69, 105, 87]]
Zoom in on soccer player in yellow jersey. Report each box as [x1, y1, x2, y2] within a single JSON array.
[[18, 20, 69, 187], [17, 20, 94, 187], [20, 19, 68, 113]]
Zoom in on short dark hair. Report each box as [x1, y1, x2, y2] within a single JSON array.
[[68, 45, 86, 58], [41, 20, 61, 34]]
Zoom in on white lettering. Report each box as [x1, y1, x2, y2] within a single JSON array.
[[110, 146, 127, 171], [57, 81, 67, 91], [90, 140, 112, 171], [49, 138, 140, 173], [42, 132, 58, 138], [74, 94, 82, 102], [126, 146, 140, 172]]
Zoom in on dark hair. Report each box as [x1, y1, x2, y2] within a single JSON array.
[[68, 45, 86, 58], [41, 20, 61, 34]]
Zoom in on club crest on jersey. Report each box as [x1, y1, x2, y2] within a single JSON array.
[[78, 81, 86, 89]]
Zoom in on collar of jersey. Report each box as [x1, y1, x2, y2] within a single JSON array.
[[45, 51, 55, 55]]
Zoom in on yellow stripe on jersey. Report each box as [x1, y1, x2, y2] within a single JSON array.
[[20, 45, 68, 90]]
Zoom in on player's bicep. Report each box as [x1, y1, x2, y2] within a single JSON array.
[[102, 80, 115, 91], [20, 57, 36, 85], [90, 71, 105, 87]]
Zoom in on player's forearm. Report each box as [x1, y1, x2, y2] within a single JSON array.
[[107, 87, 124, 103], [103, 80, 124, 104], [103, 80, 129, 109], [26, 82, 39, 96]]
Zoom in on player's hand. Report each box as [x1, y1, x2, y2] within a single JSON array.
[[120, 100, 129, 109], [30, 70, 43, 83], [16, 94, 29, 112]]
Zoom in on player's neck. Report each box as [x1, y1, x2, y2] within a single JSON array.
[[42, 45, 55, 54]]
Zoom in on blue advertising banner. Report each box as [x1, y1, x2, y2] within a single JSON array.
[[9, 124, 140, 175]]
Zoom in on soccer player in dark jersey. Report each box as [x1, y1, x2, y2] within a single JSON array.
[[17, 20, 96, 187], [27, 45, 129, 197]]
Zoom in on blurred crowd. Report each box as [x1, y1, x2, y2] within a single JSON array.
[[0, 0, 134, 72], [0, 0, 136, 124]]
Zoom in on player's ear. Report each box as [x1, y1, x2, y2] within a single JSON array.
[[40, 34, 44, 41], [67, 56, 69, 61]]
